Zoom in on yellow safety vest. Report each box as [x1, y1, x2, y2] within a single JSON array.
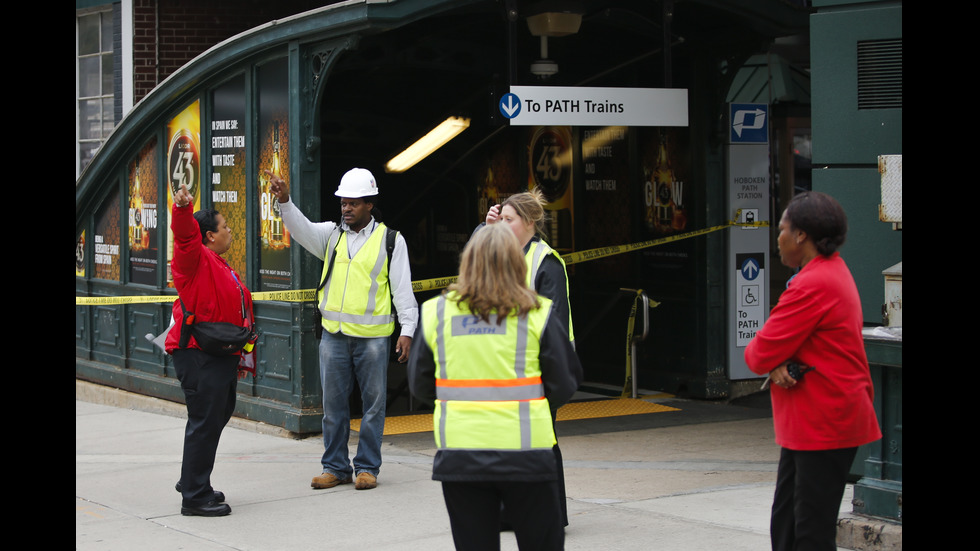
[[318, 223, 395, 337], [525, 239, 575, 343], [422, 292, 556, 451]]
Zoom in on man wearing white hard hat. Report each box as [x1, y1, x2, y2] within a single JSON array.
[[267, 167, 417, 491]]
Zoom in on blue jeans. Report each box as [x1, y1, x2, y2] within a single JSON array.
[[318, 330, 389, 478]]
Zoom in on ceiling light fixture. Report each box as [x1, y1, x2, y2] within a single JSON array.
[[385, 116, 471, 173], [526, 9, 583, 78]]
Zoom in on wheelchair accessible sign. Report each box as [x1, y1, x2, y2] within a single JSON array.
[[500, 86, 688, 127], [735, 253, 765, 346]]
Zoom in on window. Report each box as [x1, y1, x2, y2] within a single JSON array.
[[77, 8, 115, 177]]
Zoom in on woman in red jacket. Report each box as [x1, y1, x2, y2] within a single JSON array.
[[745, 191, 881, 551], [166, 185, 255, 517]]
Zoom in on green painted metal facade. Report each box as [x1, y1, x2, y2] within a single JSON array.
[[811, 0, 902, 523], [76, 0, 482, 433]]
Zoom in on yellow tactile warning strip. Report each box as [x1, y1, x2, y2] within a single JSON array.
[[352, 397, 682, 436], [352, 413, 435, 436], [555, 397, 681, 421]]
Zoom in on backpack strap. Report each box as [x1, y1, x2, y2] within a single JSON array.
[[385, 226, 399, 320], [177, 298, 195, 349], [386, 226, 397, 261]]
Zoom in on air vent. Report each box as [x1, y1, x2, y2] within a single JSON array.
[[857, 39, 902, 109]]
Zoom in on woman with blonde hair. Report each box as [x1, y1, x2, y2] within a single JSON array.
[[478, 188, 576, 529], [481, 188, 574, 346], [408, 223, 582, 551]]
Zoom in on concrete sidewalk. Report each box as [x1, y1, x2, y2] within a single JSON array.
[[76, 381, 887, 550]]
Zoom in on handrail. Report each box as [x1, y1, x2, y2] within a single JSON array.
[[620, 288, 652, 398]]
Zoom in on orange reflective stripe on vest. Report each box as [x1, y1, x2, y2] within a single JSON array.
[[435, 376, 545, 401]]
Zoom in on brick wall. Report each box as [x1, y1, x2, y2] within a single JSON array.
[[132, 0, 331, 102]]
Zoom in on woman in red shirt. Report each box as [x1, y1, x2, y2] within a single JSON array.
[[166, 185, 255, 517], [746, 192, 881, 551]]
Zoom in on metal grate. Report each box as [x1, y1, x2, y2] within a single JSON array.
[[857, 39, 903, 109]]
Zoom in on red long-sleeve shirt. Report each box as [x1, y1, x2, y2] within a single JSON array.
[[745, 253, 881, 451], [165, 203, 253, 355]]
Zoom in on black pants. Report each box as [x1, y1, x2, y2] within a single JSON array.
[[443, 480, 564, 551], [771, 446, 858, 551], [173, 348, 238, 506], [502, 407, 568, 529], [500, 444, 567, 529]]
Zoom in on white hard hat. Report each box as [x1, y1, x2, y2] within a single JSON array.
[[335, 168, 379, 198]]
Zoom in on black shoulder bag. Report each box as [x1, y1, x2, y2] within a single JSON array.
[[178, 298, 255, 356], [177, 261, 256, 356]]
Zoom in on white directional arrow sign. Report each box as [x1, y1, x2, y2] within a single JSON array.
[[499, 93, 521, 119], [741, 257, 760, 281]]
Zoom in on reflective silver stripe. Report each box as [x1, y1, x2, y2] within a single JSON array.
[[434, 297, 449, 447], [528, 242, 546, 290], [515, 314, 528, 377], [321, 311, 393, 324], [318, 229, 343, 313], [437, 401, 447, 449], [516, 312, 531, 448], [435, 296, 447, 380], [362, 238, 388, 318], [519, 401, 531, 449], [435, 383, 544, 401]]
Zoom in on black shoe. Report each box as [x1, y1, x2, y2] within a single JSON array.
[[175, 481, 225, 503], [181, 500, 231, 517]]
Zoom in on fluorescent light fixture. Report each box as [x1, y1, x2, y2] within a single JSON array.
[[385, 116, 471, 173]]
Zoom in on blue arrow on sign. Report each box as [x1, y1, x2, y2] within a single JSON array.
[[499, 93, 521, 119], [740, 257, 761, 281]]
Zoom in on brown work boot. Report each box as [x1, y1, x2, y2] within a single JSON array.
[[311, 472, 352, 489], [354, 472, 377, 490]]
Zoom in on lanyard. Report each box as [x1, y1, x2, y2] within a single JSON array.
[[222, 258, 250, 325]]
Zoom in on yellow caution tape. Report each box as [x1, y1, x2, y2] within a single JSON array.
[[411, 276, 459, 293], [563, 209, 766, 267], [75, 211, 767, 305], [251, 290, 315, 302], [75, 295, 176, 305]]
